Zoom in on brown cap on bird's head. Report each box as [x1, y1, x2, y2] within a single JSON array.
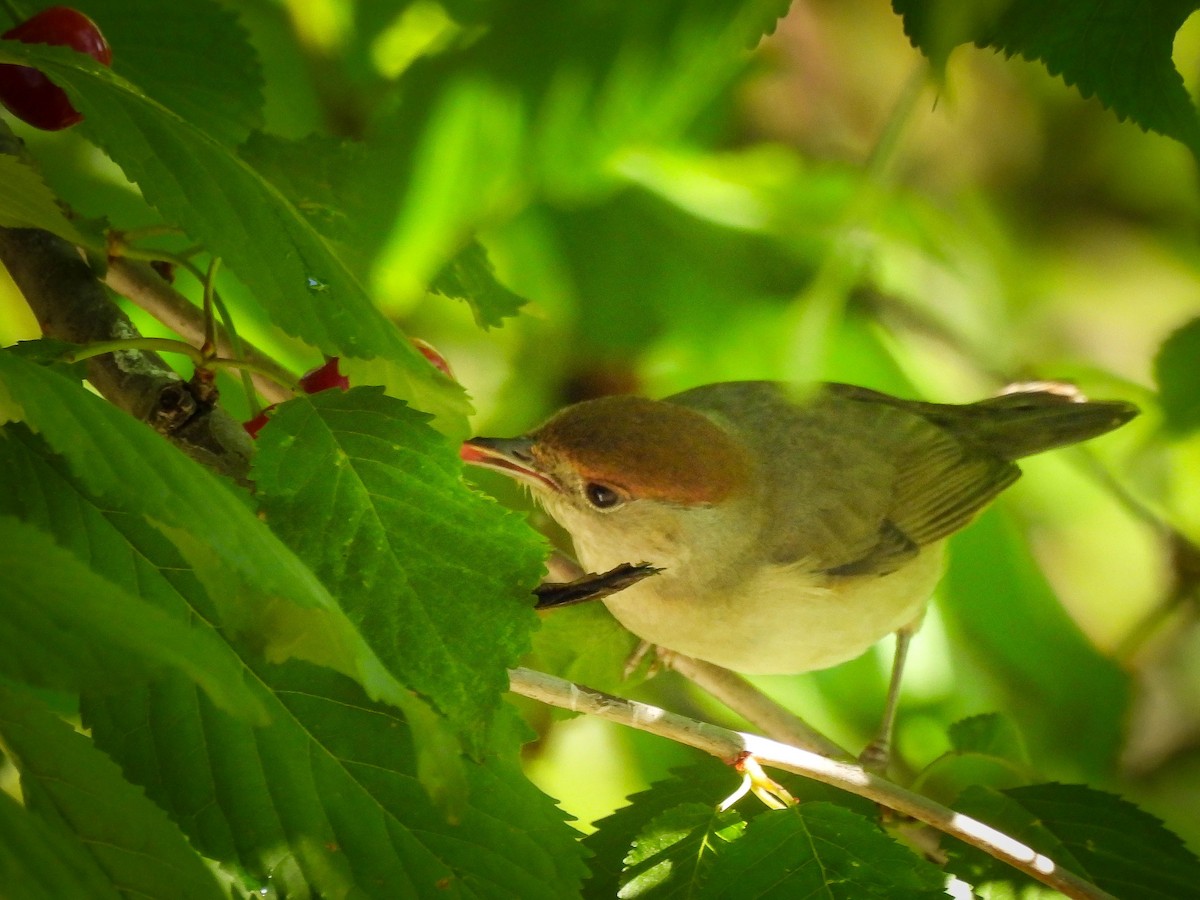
[[530, 395, 753, 506]]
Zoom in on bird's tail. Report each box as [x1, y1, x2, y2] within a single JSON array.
[[929, 383, 1138, 460]]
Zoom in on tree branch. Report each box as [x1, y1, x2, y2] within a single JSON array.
[[659, 651, 852, 760], [0, 124, 254, 482], [0, 224, 255, 482], [508, 666, 1116, 900]]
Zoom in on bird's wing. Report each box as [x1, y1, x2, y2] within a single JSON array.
[[669, 382, 1019, 577]]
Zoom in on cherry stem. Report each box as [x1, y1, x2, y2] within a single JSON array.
[[111, 225, 187, 245], [201, 256, 221, 359], [109, 232, 264, 414]]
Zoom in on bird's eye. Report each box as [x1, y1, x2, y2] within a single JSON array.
[[584, 482, 622, 509]]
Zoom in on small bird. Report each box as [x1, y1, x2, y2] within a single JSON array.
[[462, 380, 1136, 763]]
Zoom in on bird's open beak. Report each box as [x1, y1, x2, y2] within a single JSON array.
[[460, 437, 560, 493]]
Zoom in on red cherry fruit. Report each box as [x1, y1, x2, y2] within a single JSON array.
[[0, 6, 112, 131], [298, 357, 350, 394]]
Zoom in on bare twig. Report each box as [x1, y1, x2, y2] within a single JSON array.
[[508, 666, 1116, 900]]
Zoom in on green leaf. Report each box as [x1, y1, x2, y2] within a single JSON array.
[[69, 0, 264, 145], [0, 156, 89, 246], [431, 239, 527, 328], [950, 783, 1200, 899], [84, 662, 587, 899], [1154, 315, 1200, 435], [947, 713, 1029, 762], [0, 789, 122, 900], [0, 40, 463, 429], [240, 134, 525, 331], [913, 714, 1033, 804], [250, 387, 545, 750], [0, 350, 410, 714], [0, 511, 264, 722], [584, 763, 876, 898], [698, 803, 947, 899], [0, 684, 226, 900], [941, 508, 1130, 775], [892, 0, 1200, 158], [619, 803, 745, 898], [0, 422, 583, 896]]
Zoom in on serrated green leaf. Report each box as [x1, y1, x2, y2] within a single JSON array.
[[0, 684, 226, 900], [84, 662, 587, 899], [951, 783, 1200, 900], [941, 508, 1129, 775], [0, 156, 89, 246], [699, 803, 947, 899], [0, 511, 264, 722], [892, 0, 1200, 158], [0, 423, 583, 896], [250, 387, 545, 750], [1154, 316, 1200, 435], [618, 802, 745, 899], [64, 0, 264, 145], [0, 350, 417, 715], [583, 763, 877, 898], [430, 239, 527, 329], [237, 130, 374, 271], [0, 789, 122, 900], [0, 40, 464, 430]]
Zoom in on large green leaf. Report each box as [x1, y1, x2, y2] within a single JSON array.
[[584, 762, 878, 898], [0, 40, 463, 428], [0, 789, 122, 900], [892, 0, 1200, 159], [0, 349, 405, 711], [0, 511, 263, 722], [699, 803, 946, 899], [0, 684, 226, 900], [618, 803, 745, 898], [84, 663, 587, 899], [251, 387, 545, 750], [0, 420, 583, 896], [949, 783, 1200, 899]]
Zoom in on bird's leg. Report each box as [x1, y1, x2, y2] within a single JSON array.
[[858, 623, 917, 774]]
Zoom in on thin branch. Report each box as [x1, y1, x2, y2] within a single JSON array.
[[102, 256, 294, 404], [508, 666, 1116, 900], [660, 652, 852, 760]]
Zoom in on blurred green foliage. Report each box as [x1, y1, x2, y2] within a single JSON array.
[[1, 0, 1199, 896]]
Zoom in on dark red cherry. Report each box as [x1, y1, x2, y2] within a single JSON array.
[[0, 7, 112, 131]]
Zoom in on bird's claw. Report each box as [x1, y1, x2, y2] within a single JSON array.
[[720, 752, 796, 811]]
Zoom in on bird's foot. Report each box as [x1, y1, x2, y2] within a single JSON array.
[[720, 752, 796, 811], [857, 738, 890, 776]]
